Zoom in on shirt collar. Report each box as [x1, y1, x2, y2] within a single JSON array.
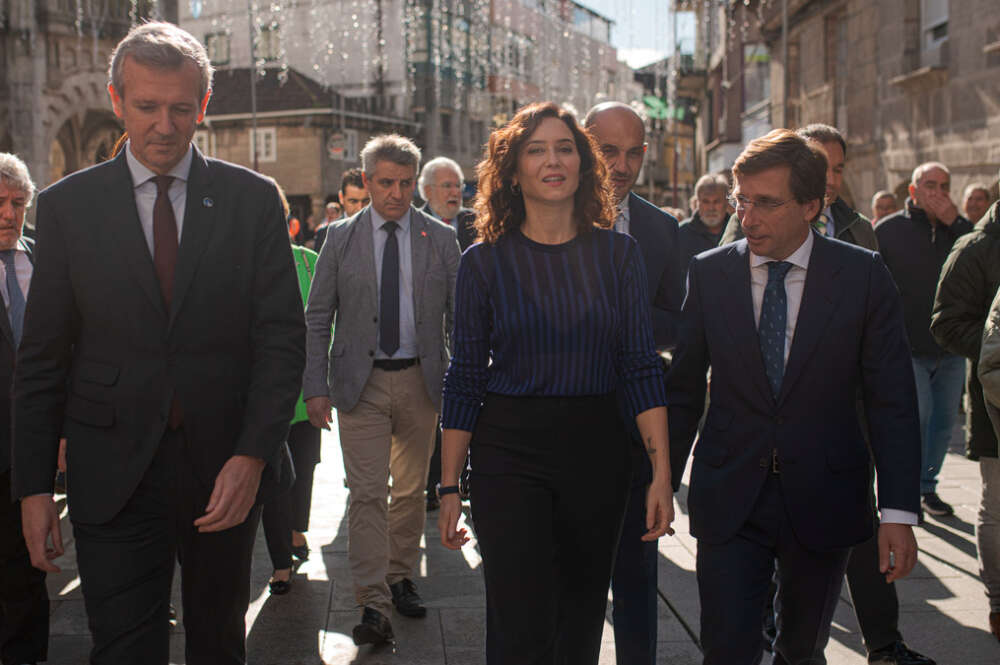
[[124, 141, 193, 189], [749, 229, 814, 271], [370, 205, 411, 233], [616, 196, 630, 223]]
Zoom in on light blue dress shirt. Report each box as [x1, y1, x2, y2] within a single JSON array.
[[370, 206, 417, 359]]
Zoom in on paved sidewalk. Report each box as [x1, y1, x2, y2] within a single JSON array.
[[43, 420, 999, 664]]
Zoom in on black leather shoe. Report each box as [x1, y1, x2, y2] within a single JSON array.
[[921, 492, 954, 516], [269, 578, 292, 595], [352, 607, 394, 645], [389, 578, 427, 618], [868, 640, 935, 664]]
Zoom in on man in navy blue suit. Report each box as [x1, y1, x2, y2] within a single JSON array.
[[585, 102, 683, 665], [667, 129, 921, 664]]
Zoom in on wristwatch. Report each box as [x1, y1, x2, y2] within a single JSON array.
[[436, 483, 460, 499]]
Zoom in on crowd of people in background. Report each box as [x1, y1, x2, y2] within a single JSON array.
[[1, 19, 1000, 665]]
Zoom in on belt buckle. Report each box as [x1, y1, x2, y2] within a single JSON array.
[[772, 449, 780, 474]]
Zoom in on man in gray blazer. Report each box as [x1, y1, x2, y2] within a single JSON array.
[[304, 134, 461, 646]]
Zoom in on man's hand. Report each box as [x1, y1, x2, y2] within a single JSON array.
[[642, 477, 676, 541], [193, 455, 266, 533], [925, 190, 960, 226], [306, 396, 333, 430], [878, 522, 917, 583], [21, 495, 63, 572], [437, 494, 469, 550]]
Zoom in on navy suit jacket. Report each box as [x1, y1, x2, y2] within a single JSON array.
[[627, 192, 682, 350], [667, 233, 921, 551]]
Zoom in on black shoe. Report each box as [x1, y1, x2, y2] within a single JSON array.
[[868, 640, 936, 664], [426, 495, 440, 512], [389, 578, 427, 618], [352, 607, 394, 645], [269, 572, 293, 595], [291, 542, 309, 561], [921, 492, 954, 516]]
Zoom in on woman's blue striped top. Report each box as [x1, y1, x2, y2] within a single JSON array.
[[441, 226, 667, 432]]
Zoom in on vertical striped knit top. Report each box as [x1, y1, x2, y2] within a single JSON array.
[[441, 226, 667, 432]]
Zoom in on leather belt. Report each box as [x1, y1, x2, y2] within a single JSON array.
[[373, 357, 420, 371]]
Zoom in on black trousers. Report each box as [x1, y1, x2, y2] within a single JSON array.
[[72, 428, 261, 665], [610, 479, 658, 665], [470, 394, 631, 665], [262, 421, 321, 569], [844, 518, 901, 651], [0, 470, 49, 665], [698, 473, 850, 665]]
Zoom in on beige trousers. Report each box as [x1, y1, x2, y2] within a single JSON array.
[[337, 365, 438, 615]]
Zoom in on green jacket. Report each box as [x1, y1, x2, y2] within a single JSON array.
[[291, 245, 319, 425]]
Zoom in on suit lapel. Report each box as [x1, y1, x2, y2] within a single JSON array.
[[720, 241, 775, 406], [169, 148, 216, 330], [410, 208, 430, 323], [627, 193, 660, 301], [356, 208, 378, 308], [778, 234, 845, 403], [105, 151, 167, 321]]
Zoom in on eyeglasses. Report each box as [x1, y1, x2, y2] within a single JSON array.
[[430, 182, 463, 191], [727, 194, 794, 213]]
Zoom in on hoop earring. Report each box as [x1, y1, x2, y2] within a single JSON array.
[[511, 182, 521, 195]]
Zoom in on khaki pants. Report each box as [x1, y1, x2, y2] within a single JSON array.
[[337, 365, 438, 615]]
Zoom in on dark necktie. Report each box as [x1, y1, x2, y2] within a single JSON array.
[[759, 261, 793, 397], [0, 250, 24, 345], [379, 221, 400, 356], [153, 175, 178, 307]]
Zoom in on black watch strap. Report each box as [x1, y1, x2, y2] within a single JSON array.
[[436, 484, 460, 498]]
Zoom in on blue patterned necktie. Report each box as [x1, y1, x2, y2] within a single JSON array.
[[379, 221, 400, 356], [759, 261, 793, 397], [0, 250, 24, 346]]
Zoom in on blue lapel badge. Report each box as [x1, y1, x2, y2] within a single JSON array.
[[203, 197, 214, 208]]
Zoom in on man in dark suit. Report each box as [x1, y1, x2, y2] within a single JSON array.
[[667, 129, 920, 664], [13, 23, 305, 665], [584, 101, 684, 665], [417, 156, 476, 251], [314, 168, 369, 253], [0, 154, 48, 665]]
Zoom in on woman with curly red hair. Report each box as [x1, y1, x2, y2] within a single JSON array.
[[437, 102, 674, 663]]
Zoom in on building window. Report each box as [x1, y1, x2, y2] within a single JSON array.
[[257, 24, 280, 62], [249, 127, 277, 163], [920, 0, 948, 67], [205, 32, 230, 66], [441, 113, 453, 139], [194, 130, 214, 157], [742, 43, 770, 110]]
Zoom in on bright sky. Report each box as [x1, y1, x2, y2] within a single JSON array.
[[582, 0, 696, 69]]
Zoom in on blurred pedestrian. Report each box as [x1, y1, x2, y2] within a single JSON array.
[[313, 168, 368, 252], [13, 22, 305, 664], [418, 157, 476, 251], [0, 153, 48, 665], [974, 282, 1000, 642], [668, 128, 920, 665], [878, 162, 973, 519], [260, 182, 322, 596], [304, 135, 460, 646], [872, 190, 900, 224], [583, 100, 683, 665], [963, 183, 993, 225], [678, 174, 729, 274], [439, 102, 674, 665]]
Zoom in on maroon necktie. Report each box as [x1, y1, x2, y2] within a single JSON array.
[[152, 175, 183, 428], [443, 218, 452, 226], [152, 175, 178, 307]]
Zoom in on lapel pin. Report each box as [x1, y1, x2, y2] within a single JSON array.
[[203, 197, 214, 208], [421, 230, 427, 237]]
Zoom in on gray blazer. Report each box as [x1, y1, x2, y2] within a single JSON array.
[[303, 205, 461, 412]]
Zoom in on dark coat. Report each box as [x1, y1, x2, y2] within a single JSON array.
[[0, 237, 32, 476], [677, 213, 724, 278], [931, 200, 1000, 458], [626, 192, 683, 350], [667, 233, 920, 550], [875, 199, 972, 357], [421, 204, 477, 251], [12, 148, 306, 524], [720, 197, 878, 252]]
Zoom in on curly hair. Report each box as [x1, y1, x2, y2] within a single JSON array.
[[473, 102, 615, 244]]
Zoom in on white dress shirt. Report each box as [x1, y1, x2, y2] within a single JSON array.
[[125, 142, 193, 257], [614, 197, 631, 236], [370, 206, 417, 359], [749, 231, 916, 526], [0, 239, 31, 307]]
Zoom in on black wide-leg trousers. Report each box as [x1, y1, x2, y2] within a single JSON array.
[[469, 393, 631, 665]]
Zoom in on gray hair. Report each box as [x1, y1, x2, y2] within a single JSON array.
[[360, 134, 421, 177], [108, 22, 213, 101], [417, 157, 464, 200], [871, 190, 896, 207], [963, 182, 991, 200], [694, 173, 729, 199], [0, 153, 35, 206], [911, 161, 950, 187]]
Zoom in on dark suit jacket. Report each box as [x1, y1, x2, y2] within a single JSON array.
[[421, 204, 477, 251], [627, 192, 683, 350], [12, 148, 306, 525], [667, 233, 920, 551], [0, 237, 32, 477]]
